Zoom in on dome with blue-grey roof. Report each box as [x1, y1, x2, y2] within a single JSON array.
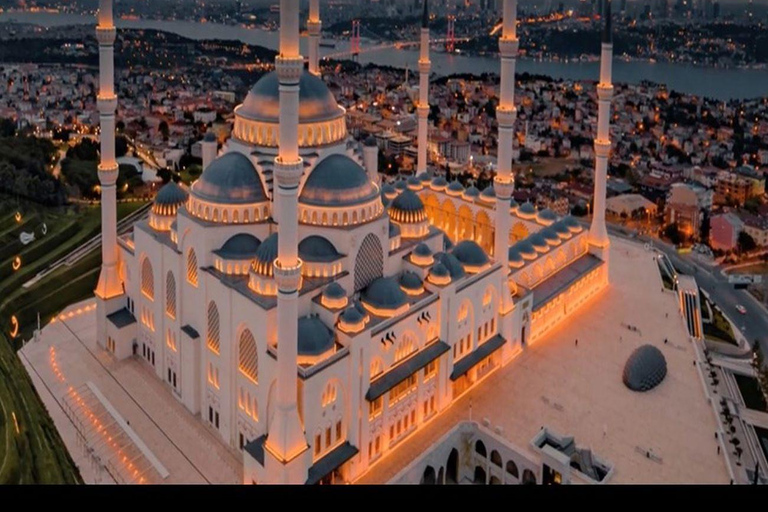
[[446, 181, 465, 196], [480, 185, 496, 202], [418, 171, 432, 183], [389, 222, 401, 238], [394, 179, 408, 191], [429, 262, 450, 280], [537, 208, 557, 224], [191, 152, 268, 205], [514, 239, 538, 260], [563, 215, 583, 233], [215, 233, 261, 259], [509, 199, 519, 212], [297, 316, 335, 357], [322, 282, 347, 300], [413, 243, 432, 258], [541, 228, 561, 246], [452, 240, 490, 269], [529, 233, 550, 253], [508, 247, 525, 268], [382, 182, 397, 198], [300, 154, 379, 208], [252, 233, 278, 276], [463, 186, 480, 200], [299, 235, 341, 262], [362, 276, 408, 312], [430, 176, 448, 191], [152, 181, 189, 223], [400, 271, 423, 293], [340, 306, 365, 324], [389, 189, 427, 224], [407, 175, 423, 190], [518, 202, 536, 217], [553, 221, 573, 239], [435, 252, 466, 279]]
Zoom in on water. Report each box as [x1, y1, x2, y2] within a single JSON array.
[[2, 11, 767, 101]]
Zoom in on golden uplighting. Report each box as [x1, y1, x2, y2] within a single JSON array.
[[12, 256, 21, 271], [14, 211, 22, 223], [10, 315, 19, 338]]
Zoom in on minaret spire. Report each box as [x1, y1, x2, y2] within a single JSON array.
[[265, 0, 309, 484], [589, 0, 613, 262], [94, 0, 124, 342], [308, 0, 321, 75], [494, 0, 518, 271], [417, 0, 431, 174]]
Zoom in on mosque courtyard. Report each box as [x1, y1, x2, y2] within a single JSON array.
[[18, 236, 729, 484]]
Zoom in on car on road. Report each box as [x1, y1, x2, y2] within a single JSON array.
[[736, 304, 747, 314]]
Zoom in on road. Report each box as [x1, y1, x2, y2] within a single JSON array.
[[606, 224, 768, 357]]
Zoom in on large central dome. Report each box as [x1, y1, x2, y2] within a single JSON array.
[[237, 70, 344, 124]]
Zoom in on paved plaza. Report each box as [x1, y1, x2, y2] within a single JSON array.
[[359, 238, 730, 483]]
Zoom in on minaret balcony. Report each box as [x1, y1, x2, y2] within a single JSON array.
[[418, 60, 431, 74], [275, 56, 304, 84], [95, 26, 116, 45], [597, 84, 614, 100], [97, 94, 118, 114], [496, 106, 517, 128], [307, 20, 322, 35], [498, 36, 519, 57], [594, 139, 611, 157]]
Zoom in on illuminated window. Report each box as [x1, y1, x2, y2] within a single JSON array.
[[187, 248, 198, 286], [369, 397, 383, 419], [388, 374, 417, 404], [207, 301, 220, 354], [424, 360, 437, 380], [141, 257, 154, 300], [370, 358, 383, 380], [238, 329, 258, 383], [322, 381, 337, 407], [394, 335, 416, 364]]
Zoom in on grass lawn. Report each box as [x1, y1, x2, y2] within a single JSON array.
[[0, 196, 147, 483]]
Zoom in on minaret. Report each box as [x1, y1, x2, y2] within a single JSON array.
[[494, 0, 518, 268], [265, 0, 309, 484], [307, 0, 321, 76], [94, 0, 124, 343], [417, 0, 431, 174], [589, 0, 613, 264]]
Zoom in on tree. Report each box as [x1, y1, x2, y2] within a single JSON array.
[[664, 223, 682, 245], [738, 231, 757, 254], [159, 120, 170, 142]]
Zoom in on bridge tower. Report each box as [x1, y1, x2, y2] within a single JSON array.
[[446, 15, 455, 53], [351, 19, 361, 61]]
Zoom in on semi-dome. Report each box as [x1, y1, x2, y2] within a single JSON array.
[[237, 70, 343, 125], [299, 235, 341, 262], [252, 233, 278, 276], [191, 152, 268, 205], [430, 176, 448, 190], [541, 228, 561, 246], [154, 181, 188, 209], [216, 233, 261, 259], [480, 185, 496, 201], [623, 345, 668, 392], [435, 252, 466, 279], [363, 276, 408, 312], [299, 154, 378, 208], [400, 271, 423, 293], [389, 189, 427, 224], [297, 316, 335, 356], [463, 186, 480, 200], [452, 240, 490, 267]]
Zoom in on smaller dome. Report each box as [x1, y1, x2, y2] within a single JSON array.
[[446, 181, 465, 195], [452, 240, 490, 268], [252, 233, 278, 276], [413, 243, 433, 258], [480, 185, 496, 201], [364, 135, 378, 147], [623, 345, 667, 392], [514, 240, 538, 260], [541, 228, 561, 246], [363, 276, 408, 311], [203, 131, 217, 143], [463, 186, 480, 199], [509, 199, 519, 212], [407, 175, 423, 190], [389, 189, 427, 223], [435, 252, 466, 279], [417, 171, 432, 183], [389, 221, 401, 238], [394, 179, 408, 191], [382, 183, 397, 196], [508, 247, 525, 267], [529, 233, 550, 253], [430, 176, 448, 190], [340, 305, 365, 324], [518, 202, 536, 216], [216, 233, 261, 259], [563, 215, 583, 233], [537, 208, 557, 222], [400, 271, 423, 292], [298, 316, 335, 356], [322, 282, 347, 300], [300, 154, 379, 208], [430, 262, 450, 279], [154, 181, 188, 208], [381, 195, 392, 208], [299, 235, 340, 262], [553, 221, 573, 239]]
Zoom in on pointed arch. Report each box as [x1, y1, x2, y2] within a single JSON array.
[[165, 271, 176, 318], [141, 257, 154, 300], [238, 328, 258, 383], [207, 301, 221, 354], [353, 233, 383, 291], [187, 248, 199, 286]]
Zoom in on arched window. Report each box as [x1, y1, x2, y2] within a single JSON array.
[[353, 234, 383, 291], [475, 440, 487, 458], [238, 329, 258, 383], [187, 249, 199, 286], [370, 358, 383, 380], [490, 450, 502, 467], [321, 381, 337, 407], [505, 460, 519, 479], [141, 257, 154, 300], [165, 271, 176, 318], [207, 301, 220, 354], [394, 334, 416, 363]]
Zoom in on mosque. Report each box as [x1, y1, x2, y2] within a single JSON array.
[[91, 0, 613, 484]]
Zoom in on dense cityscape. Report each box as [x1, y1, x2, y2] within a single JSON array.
[[0, 0, 767, 488]]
